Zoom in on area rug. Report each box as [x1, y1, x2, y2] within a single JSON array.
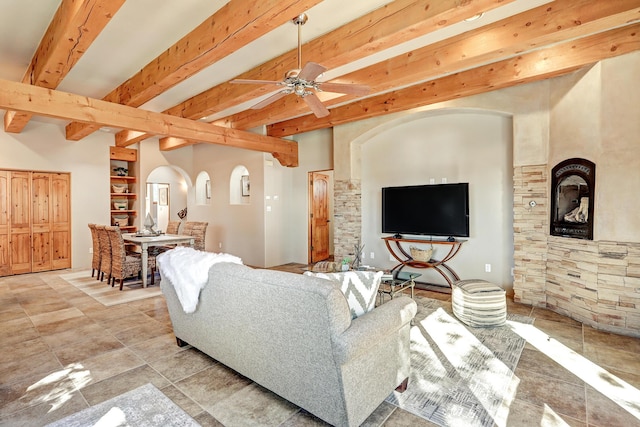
[[59, 270, 162, 306], [386, 296, 534, 427], [46, 383, 199, 426]]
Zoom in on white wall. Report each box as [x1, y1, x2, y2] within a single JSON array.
[[287, 128, 334, 264], [188, 143, 266, 266], [359, 111, 514, 286]]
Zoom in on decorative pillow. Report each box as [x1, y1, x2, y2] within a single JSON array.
[[304, 270, 384, 318]]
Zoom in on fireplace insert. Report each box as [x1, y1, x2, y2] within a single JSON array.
[[550, 158, 595, 240]]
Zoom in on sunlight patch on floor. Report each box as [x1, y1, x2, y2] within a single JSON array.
[[508, 321, 640, 421], [541, 404, 572, 426], [26, 363, 92, 413]]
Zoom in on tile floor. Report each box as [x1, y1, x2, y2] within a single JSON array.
[[1, 265, 639, 426]]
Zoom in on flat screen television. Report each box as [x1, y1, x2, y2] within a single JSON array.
[[382, 183, 469, 238]]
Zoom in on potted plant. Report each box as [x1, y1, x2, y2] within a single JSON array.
[[341, 258, 351, 271]]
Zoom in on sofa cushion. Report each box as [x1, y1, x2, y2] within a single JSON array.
[[304, 270, 383, 318]]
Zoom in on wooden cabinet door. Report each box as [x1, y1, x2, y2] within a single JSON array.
[[51, 173, 71, 269], [31, 172, 52, 272], [10, 171, 32, 275], [0, 171, 9, 276]]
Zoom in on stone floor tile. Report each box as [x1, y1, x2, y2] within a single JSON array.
[[128, 332, 185, 362], [531, 307, 583, 327], [192, 410, 226, 427], [513, 367, 587, 422], [583, 342, 640, 377], [517, 346, 584, 385], [39, 321, 106, 349], [52, 333, 124, 365], [208, 382, 300, 427], [75, 347, 145, 386], [532, 318, 584, 354], [160, 383, 207, 418], [174, 363, 252, 409], [585, 384, 640, 427], [279, 408, 330, 426], [79, 364, 170, 406], [0, 389, 88, 427], [583, 325, 640, 354], [0, 349, 62, 386], [113, 319, 173, 346], [148, 347, 216, 383], [0, 336, 50, 365], [29, 307, 85, 327], [506, 398, 586, 427]]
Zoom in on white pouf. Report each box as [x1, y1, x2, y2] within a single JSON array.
[[451, 279, 506, 327]]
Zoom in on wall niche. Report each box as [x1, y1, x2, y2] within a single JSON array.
[[550, 158, 595, 240]]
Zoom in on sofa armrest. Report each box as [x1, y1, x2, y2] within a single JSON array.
[[333, 296, 417, 364]]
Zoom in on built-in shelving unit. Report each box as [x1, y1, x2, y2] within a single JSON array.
[[109, 146, 138, 232]]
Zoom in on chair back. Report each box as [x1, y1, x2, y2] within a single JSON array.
[[106, 226, 127, 273], [166, 220, 181, 234], [95, 225, 111, 279], [182, 221, 208, 251], [88, 224, 101, 270]]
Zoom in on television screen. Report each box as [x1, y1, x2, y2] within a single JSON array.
[[382, 183, 469, 238]]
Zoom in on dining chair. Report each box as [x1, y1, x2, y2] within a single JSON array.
[[107, 225, 157, 290], [182, 221, 208, 251], [95, 225, 111, 282], [166, 220, 181, 234], [88, 224, 101, 278]]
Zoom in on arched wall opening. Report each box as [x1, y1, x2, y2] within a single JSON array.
[[230, 165, 250, 205], [145, 165, 190, 232]]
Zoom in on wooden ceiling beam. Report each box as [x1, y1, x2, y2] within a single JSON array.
[[266, 23, 640, 137], [0, 79, 298, 167], [228, 0, 640, 130], [114, 0, 512, 147], [63, 0, 323, 142], [3, 0, 125, 133]]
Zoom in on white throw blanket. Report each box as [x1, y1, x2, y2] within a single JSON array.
[[157, 246, 242, 313]]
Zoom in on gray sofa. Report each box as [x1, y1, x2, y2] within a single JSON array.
[[160, 262, 417, 427]]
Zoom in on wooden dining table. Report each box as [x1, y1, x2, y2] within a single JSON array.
[[123, 233, 195, 287]]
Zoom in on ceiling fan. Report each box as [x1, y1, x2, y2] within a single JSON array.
[[231, 13, 370, 118]]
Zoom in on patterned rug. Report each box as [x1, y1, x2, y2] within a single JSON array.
[[59, 270, 162, 306], [45, 383, 199, 426], [386, 296, 533, 427]]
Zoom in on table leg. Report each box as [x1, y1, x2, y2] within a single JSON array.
[[141, 243, 148, 288]]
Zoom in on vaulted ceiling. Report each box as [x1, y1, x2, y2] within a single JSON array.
[[0, 0, 638, 166]]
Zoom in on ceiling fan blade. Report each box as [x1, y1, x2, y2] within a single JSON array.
[[303, 93, 330, 118], [231, 79, 282, 85], [297, 62, 327, 81], [317, 82, 370, 96], [250, 91, 289, 109]]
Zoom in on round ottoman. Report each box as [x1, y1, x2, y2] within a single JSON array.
[[451, 279, 506, 327]]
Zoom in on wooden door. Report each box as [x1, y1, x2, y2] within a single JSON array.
[[51, 173, 71, 269], [0, 171, 9, 276], [10, 171, 32, 275], [309, 172, 330, 263], [31, 173, 52, 272]]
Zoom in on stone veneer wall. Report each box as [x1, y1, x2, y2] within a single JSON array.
[[335, 165, 640, 336], [514, 164, 640, 337], [333, 179, 362, 263], [513, 165, 549, 307]]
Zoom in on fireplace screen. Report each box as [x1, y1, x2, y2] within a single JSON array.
[[550, 158, 595, 240]]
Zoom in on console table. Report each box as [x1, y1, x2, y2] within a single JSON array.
[[382, 236, 465, 288]]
